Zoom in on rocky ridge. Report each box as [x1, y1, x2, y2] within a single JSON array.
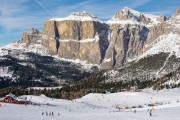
[[8, 7, 180, 70]]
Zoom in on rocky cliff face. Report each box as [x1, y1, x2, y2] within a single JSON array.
[[43, 12, 109, 64], [101, 24, 148, 69], [20, 28, 41, 45], [101, 7, 180, 69], [18, 8, 180, 69]]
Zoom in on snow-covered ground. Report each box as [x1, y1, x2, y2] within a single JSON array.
[[1, 88, 180, 120]]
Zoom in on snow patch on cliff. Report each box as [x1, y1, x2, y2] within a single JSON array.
[[50, 11, 102, 23], [60, 35, 99, 43], [107, 7, 160, 26]]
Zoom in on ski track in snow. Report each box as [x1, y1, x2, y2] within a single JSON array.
[[1, 88, 180, 120], [156, 52, 173, 76]]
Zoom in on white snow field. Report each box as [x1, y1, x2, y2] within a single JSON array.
[[0, 88, 180, 120]]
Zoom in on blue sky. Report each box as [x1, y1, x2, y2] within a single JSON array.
[[0, 0, 179, 46]]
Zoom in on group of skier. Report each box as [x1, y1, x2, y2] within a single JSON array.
[[42, 112, 60, 116]]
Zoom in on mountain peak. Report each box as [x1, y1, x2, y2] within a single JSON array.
[[176, 8, 180, 15], [170, 8, 180, 26], [107, 7, 161, 26], [121, 7, 141, 15], [111, 7, 144, 21], [50, 11, 101, 22], [71, 11, 94, 17], [27, 28, 39, 34]]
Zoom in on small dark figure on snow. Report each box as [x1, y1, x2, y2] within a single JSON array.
[[46, 112, 48, 116], [42, 112, 44, 116], [150, 110, 152, 117], [52, 112, 54, 116], [58, 113, 60, 116]]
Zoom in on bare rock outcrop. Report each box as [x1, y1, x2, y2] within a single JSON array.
[[56, 21, 102, 40], [53, 12, 109, 64], [101, 24, 148, 69], [175, 8, 180, 15], [43, 20, 59, 37], [157, 14, 167, 22], [18, 8, 180, 69], [112, 7, 151, 24], [20, 28, 41, 45]]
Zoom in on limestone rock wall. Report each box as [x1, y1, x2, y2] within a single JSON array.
[[18, 8, 180, 70], [101, 24, 148, 69]]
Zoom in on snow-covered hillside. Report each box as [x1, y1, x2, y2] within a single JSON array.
[[0, 42, 100, 71], [0, 67, 13, 77], [141, 33, 180, 59], [0, 88, 180, 120], [0, 42, 50, 56]]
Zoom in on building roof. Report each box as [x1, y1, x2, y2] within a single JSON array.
[[5, 93, 17, 100]]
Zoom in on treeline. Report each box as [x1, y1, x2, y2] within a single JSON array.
[[0, 73, 155, 100], [0, 77, 179, 100]]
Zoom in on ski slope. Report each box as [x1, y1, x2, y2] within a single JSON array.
[[0, 88, 180, 120]]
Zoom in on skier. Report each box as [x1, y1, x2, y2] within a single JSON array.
[[149, 109, 152, 117], [130, 108, 132, 112], [52, 112, 54, 116], [42, 112, 44, 116]]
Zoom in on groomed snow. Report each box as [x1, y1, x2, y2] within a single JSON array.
[[0, 88, 180, 120]]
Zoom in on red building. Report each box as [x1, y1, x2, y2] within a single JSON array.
[[2, 93, 27, 104]]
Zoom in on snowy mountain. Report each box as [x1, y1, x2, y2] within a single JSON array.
[[0, 44, 100, 88], [0, 7, 180, 89]]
